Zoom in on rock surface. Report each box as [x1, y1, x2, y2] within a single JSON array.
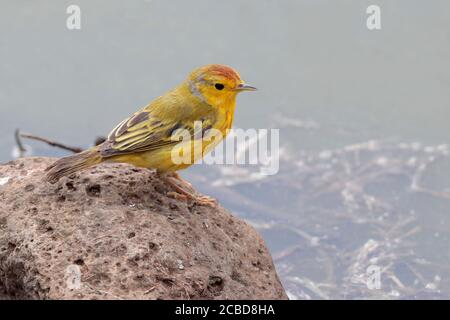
[[0, 157, 287, 300]]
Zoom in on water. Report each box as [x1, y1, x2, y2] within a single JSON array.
[[1, 0, 449, 299]]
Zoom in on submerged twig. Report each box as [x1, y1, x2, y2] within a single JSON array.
[[19, 131, 83, 153], [14, 129, 106, 157], [14, 129, 27, 157]]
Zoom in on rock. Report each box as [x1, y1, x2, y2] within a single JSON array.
[[0, 157, 287, 300]]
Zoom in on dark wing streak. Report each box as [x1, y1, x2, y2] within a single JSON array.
[[100, 108, 217, 159], [100, 109, 181, 158], [128, 111, 150, 127], [107, 117, 129, 141]]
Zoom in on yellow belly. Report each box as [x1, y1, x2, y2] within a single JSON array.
[[108, 106, 233, 172], [108, 132, 225, 172]]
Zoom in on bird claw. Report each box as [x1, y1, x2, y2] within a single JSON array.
[[160, 173, 217, 207], [194, 195, 218, 207], [167, 191, 188, 202]]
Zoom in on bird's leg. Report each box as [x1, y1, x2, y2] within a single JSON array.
[[169, 172, 194, 190], [157, 171, 217, 207]]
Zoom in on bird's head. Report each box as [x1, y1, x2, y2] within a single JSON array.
[[187, 64, 256, 106]]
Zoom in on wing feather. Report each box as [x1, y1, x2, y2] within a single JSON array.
[[101, 108, 183, 158], [100, 100, 218, 158]]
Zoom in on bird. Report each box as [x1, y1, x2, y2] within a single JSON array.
[[45, 64, 256, 206]]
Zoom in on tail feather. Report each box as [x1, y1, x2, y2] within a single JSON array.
[[45, 147, 102, 183]]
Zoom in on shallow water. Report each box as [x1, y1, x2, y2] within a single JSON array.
[[1, 0, 450, 299]]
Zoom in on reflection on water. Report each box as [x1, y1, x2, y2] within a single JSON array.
[[1, 0, 450, 299], [188, 118, 450, 299]]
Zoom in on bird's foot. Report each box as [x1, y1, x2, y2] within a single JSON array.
[[170, 172, 194, 189], [194, 195, 218, 207], [159, 172, 217, 207], [166, 191, 188, 202]]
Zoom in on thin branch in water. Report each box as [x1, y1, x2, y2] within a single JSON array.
[[14, 129, 27, 157], [16, 129, 83, 154]]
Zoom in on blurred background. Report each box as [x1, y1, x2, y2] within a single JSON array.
[[1, 0, 449, 299]]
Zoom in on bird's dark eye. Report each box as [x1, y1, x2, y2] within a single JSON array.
[[215, 83, 225, 90]]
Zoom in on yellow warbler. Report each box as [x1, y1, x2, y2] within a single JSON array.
[[45, 64, 256, 205]]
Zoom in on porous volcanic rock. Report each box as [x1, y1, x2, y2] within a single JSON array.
[[0, 157, 287, 300]]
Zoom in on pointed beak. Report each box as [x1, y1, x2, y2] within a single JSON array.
[[236, 83, 257, 92]]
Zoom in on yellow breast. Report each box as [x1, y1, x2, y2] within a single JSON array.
[[109, 105, 235, 173]]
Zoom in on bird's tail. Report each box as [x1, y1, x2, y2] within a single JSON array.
[[45, 147, 103, 183]]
